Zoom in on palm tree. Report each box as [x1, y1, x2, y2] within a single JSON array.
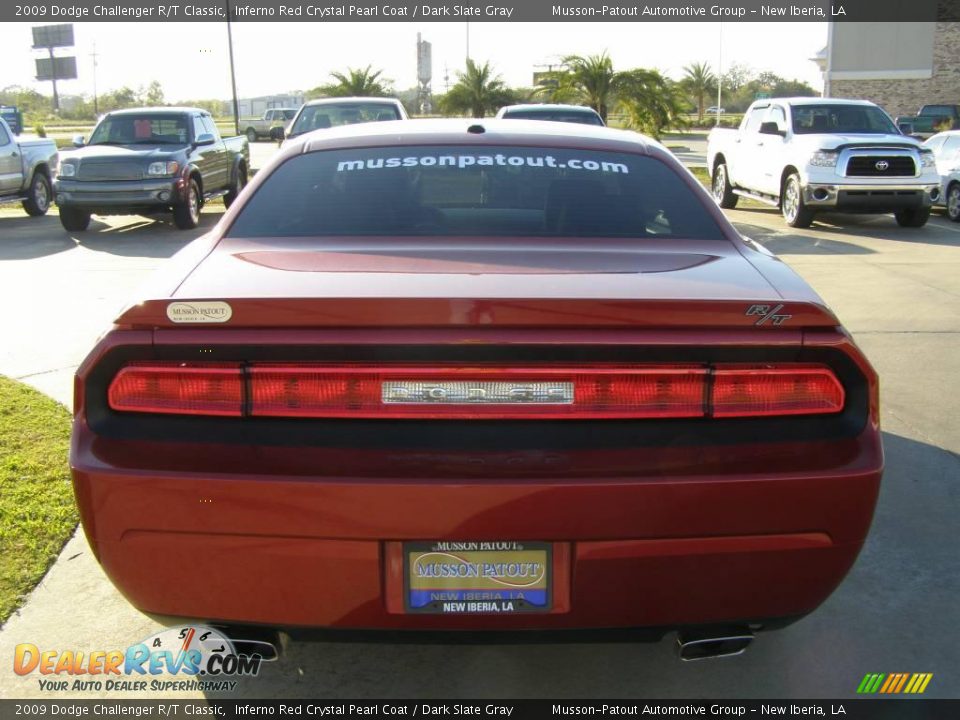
[[682, 62, 715, 123], [309, 66, 392, 98], [619, 70, 687, 140], [553, 53, 623, 122], [439, 60, 516, 118]]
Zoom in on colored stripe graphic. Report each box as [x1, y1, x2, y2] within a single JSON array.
[[857, 673, 932, 694]]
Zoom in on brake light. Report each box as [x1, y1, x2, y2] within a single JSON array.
[[712, 366, 845, 417], [105, 363, 844, 420], [108, 363, 243, 416]]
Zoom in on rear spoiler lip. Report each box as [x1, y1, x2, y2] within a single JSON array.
[[115, 297, 840, 330]]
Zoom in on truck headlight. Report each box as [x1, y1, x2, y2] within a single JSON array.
[[920, 151, 935, 169], [809, 150, 838, 168], [147, 161, 180, 177], [59, 162, 76, 178]]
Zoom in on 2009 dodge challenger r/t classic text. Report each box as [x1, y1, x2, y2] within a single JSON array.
[[71, 120, 882, 659]]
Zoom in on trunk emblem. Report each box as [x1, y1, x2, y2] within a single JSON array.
[[746, 303, 792, 326], [382, 381, 574, 405]]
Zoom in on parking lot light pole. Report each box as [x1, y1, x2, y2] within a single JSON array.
[[225, 0, 240, 136]]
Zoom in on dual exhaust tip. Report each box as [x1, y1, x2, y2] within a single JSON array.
[[676, 627, 754, 661]]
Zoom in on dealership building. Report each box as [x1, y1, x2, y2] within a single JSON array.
[[813, 21, 960, 116]]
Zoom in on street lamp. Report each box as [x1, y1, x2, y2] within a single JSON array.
[[224, 0, 240, 136]]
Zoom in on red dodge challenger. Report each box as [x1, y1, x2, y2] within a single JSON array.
[[71, 120, 882, 659]]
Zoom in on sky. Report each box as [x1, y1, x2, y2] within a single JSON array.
[[0, 21, 827, 103]]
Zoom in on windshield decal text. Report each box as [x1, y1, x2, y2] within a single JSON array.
[[336, 154, 629, 174]]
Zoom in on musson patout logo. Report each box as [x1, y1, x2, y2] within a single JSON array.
[[13, 626, 264, 693]]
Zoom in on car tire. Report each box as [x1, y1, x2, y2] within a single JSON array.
[[59, 206, 91, 232], [946, 183, 960, 223], [781, 174, 815, 228], [224, 165, 247, 209], [246, 128, 257, 143], [711, 162, 738, 209], [22, 172, 52, 216], [894, 206, 931, 228], [173, 179, 201, 230]]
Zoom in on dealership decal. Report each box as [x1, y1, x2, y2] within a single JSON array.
[[166, 301, 232, 324]]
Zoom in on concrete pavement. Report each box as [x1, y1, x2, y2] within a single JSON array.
[[0, 203, 957, 699]]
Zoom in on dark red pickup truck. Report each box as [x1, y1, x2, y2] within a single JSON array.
[[71, 120, 882, 660]]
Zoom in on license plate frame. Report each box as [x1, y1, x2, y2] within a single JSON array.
[[404, 541, 552, 614]]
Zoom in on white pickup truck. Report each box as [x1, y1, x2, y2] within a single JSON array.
[[0, 116, 58, 217], [707, 98, 941, 228]]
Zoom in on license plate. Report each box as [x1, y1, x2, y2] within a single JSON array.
[[404, 541, 551, 614]]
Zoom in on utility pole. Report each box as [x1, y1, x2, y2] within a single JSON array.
[[465, 22, 470, 64], [48, 47, 60, 112], [224, 0, 240, 136], [90, 41, 99, 115], [715, 22, 723, 126]]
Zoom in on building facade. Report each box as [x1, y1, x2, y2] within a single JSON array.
[[813, 22, 960, 117]]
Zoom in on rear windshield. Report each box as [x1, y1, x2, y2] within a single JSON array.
[[502, 110, 604, 126], [228, 145, 725, 240], [289, 103, 402, 136], [791, 105, 898, 135]]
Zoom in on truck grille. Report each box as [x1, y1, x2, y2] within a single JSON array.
[[77, 161, 143, 181], [846, 156, 916, 177]]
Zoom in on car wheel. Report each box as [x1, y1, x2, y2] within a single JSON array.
[[22, 172, 52, 216], [946, 183, 960, 223], [173, 179, 201, 230], [246, 128, 257, 143], [711, 162, 738, 209], [894, 206, 931, 228], [224, 165, 247, 209], [59, 206, 91, 232], [781, 174, 814, 228]]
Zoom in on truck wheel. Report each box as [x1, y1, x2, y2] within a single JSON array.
[[711, 162, 738, 209], [173, 179, 201, 230], [782, 174, 814, 229], [59, 206, 91, 232], [894, 207, 931, 228], [224, 165, 247, 209], [22, 172, 52, 216], [246, 128, 257, 143], [946, 183, 960, 222]]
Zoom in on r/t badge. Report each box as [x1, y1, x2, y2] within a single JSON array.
[[746, 303, 792, 326]]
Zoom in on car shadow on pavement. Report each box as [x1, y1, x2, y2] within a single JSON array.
[[199, 429, 958, 700], [733, 222, 875, 255], [0, 211, 221, 261], [730, 207, 960, 248]]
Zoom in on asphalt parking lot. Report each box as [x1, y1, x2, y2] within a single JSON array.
[[0, 199, 957, 699]]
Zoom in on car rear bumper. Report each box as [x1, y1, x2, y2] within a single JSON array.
[[71, 421, 882, 631]]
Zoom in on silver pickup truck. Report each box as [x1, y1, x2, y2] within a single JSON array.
[[242, 108, 296, 142], [0, 116, 58, 217]]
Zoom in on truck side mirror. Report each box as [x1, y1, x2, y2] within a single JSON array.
[[896, 121, 914, 136], [72, 134, 86, 147], [194, 133, 216, 146], [275, 127, 285, 140], [759, 122, 785, 137]]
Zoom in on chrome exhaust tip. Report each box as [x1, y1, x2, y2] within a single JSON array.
[[676, 627, 754, 661], [213, 625, 287, 661]]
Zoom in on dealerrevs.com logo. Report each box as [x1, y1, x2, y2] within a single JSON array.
[[13, 626, 266, 693]]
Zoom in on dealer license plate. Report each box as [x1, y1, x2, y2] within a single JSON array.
[[405, 541, 551, 614]]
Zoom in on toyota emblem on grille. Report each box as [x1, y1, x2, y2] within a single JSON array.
[[875, 160, 890, 171]]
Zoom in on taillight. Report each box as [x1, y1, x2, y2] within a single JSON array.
[[712, 366, 845, 417], [106, 363, 844, 420], [108, 363, 243, 417], [248, 365, 707, 420]]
